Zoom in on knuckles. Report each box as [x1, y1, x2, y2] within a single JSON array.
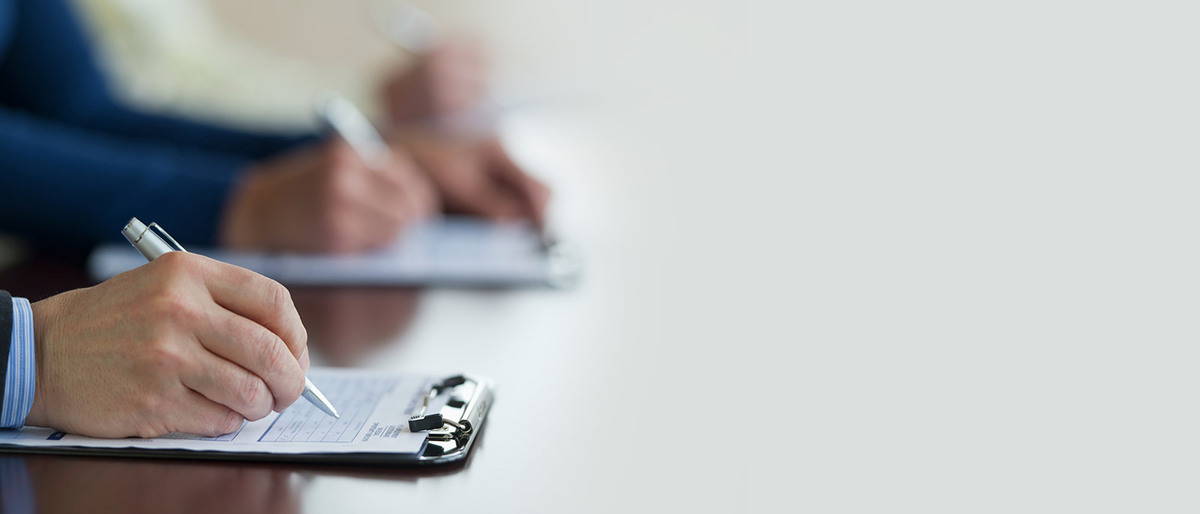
[[274, 373, 305, 411], [130, 394, 169, 438], [135, 423, 168, 440], [263, 279, 293, 313], [135, 254, 211, 327], [249, 331, 304, 406], [258, 335, 289, 376], [220, 411, 246, 435], [147, 289, 204, 327], [264, 282, 307, 354], [149, 251, 204, 281], [141, 336, 188, 374], [196, 410, 245, 438], [238, 376, 272, 421]]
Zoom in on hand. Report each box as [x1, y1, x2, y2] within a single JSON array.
[[381, 38, 487, 123], [220, 138, 439, 253], [24, 253, 309, 438], [393, 128, 550, 225]]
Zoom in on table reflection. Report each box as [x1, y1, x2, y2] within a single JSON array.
[[290, 287, 422, 366], [8, 455, 302, 514], [5, 453, 470, 513]]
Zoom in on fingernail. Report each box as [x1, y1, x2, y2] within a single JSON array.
[[299, 348, 310, 371]]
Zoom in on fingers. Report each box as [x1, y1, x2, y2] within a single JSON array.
[[453, 183, 526, 220], [181, 255, 307, 360], [329, 137, 445, 238], [196, 310, 306, 412], [180, 349, 274, 421], [325, 171, 413, 253], [490, 143, 551, 226], [368, 150, 439, 221], [446, 143, 550, 225], [511, 173, 551, 228], [393, 156, 442, 217], [169, 389, 247, 438], [339, 202, 405, 252]]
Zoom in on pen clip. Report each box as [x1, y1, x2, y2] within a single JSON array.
[[147, 223, 186, 252]]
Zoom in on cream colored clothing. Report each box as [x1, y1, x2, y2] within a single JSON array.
[[69, 0, 411, 130]]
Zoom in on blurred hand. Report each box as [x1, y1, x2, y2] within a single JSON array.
[[394, 128, 550, 225], [220, 138, 438, 253], [381, 38, 487, 123], [24, 253, 308, 438]]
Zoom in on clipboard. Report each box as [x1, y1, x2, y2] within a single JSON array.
[[0, 372, 493, 467], [86, 218, 584, 288]]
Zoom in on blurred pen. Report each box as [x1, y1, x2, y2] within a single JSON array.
[[314, 91, 392, 170], [121, 217, 341, 419], [371, 0, 441, 54], [315, 90, 563, 264]]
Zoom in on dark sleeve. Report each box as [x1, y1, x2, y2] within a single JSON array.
[[0, 290, 11, 403], [0, 0, 316, 160], [0, 107, 250, 248]]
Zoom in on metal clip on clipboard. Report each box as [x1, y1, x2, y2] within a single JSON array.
[[408, 375, 490, 460]]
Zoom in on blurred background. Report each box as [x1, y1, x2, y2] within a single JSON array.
[[0, 0, 760, 512], [7, 0, 1200, 509], [26, 0, 1200, 511]]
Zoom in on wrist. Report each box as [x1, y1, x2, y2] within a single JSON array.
[[23, 290, 84, 429], [22, 297, 57, 428]]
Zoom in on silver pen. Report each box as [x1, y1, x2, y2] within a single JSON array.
[[314, 91, 392, 170], [121, 217, 340, 419]]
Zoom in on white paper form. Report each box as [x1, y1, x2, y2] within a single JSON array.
[[86, 217, 573, 287], [0, 369, 432, 455]]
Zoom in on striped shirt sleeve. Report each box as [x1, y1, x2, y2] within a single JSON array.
[[1, 297, 35, 428]]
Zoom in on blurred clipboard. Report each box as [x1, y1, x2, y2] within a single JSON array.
[[87, 217, 582, 288], [0, 370, 493, 466]]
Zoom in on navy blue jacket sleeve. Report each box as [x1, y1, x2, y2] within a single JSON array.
[[0, 0, 321, 247], [0, 107, 250, 247], [0, 0, 314, 159]]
